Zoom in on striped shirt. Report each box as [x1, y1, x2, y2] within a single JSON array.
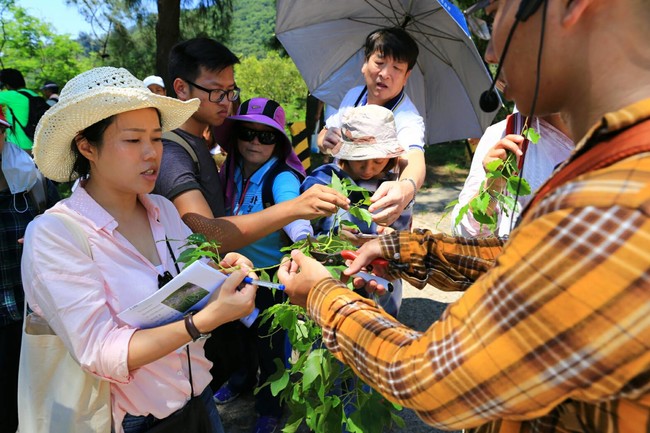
[[306, 99, 650, 432]]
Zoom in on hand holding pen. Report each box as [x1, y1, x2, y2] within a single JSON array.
[[219, 253, 285, 290]]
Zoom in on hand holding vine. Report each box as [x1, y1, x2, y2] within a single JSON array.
[[278, 250, 333, 308], [367, 179, 413, 226], [219, 252, 254, 272], [482, 134, 525, 186], [292, 184, 350, 220]]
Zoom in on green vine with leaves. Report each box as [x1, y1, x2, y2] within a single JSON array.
[[446, 123, 540, 234], [259, 173, 403, 432], [176, 173, 404, 432]]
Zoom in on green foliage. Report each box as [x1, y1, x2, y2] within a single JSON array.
[[171, 173, 402, 432], [0, 3, 96, 89], [328, 172, 374, 229], [451, 126, 538, 234], [229, 0, 276, 58], [66, 0, 233, 79], [102, 13, 158, 78], [260, 309, 403, 433], [258, 173, 402, 432], [175, 233, 224, 268], [235, 51, 308, 125]]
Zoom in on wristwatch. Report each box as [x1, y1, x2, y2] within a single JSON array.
[[183, 311, 211, 342]]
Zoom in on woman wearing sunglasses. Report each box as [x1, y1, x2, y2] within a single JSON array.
[[215, 97, 311, 432]]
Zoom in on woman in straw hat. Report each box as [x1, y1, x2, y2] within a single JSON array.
[[20, 67, 256, 433]]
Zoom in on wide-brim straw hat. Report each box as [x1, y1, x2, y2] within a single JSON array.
[[34, 67, 200, 182], [332, 104, 405, 161]]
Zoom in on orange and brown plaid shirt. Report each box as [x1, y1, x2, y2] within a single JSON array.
[[307, 99, 650, 432]]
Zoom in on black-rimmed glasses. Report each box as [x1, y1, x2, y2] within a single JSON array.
[[463, 0, 493, 40], [237, 126, 278, 145], [184, 79, 240, 103]]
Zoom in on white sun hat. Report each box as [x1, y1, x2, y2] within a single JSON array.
[[332, 104, 405, 161], [33, 67, 199, 182], [143, 75, 165, 89]]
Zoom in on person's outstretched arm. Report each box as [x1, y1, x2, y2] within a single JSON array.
[[182, 184, 349, 253]]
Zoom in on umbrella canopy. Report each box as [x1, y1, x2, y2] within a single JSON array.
[[276, 0, 498, 145]]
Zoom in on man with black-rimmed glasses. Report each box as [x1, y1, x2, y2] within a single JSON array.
[[153, 37, 349, 415]]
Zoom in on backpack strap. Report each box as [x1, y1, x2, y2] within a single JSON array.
[[505, 112, 529, 170], [24, 212, 92, 327], [163, 131, 200, 173], [262, 160, 305, 209], [522, 118, 650, 218], [5, 105, 25, 132], [49, 213, 92, 258], [27, 171, 48, 215]]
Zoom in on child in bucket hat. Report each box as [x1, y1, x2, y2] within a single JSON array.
[[21, 66, 257, 433], [301, 104, 410, 317], [213, 97, 311, 432]]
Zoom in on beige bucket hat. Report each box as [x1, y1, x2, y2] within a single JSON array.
[[33, 67, 200, 182], [333, 104, 405, 161]]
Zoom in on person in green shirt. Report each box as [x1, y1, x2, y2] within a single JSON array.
[[0, 68, 37, 151]]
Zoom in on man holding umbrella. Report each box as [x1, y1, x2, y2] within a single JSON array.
[[318, 27, 425, 227]]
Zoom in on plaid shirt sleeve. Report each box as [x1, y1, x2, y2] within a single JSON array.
[[380, 230, 504, 291], [306, 151, 650, 431]]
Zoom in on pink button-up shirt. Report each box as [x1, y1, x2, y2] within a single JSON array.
[[21, 186, 213, 432]]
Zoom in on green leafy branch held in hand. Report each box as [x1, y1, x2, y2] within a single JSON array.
[[173, 173, 403, 432], [446, 125, 540, 234], [258, 173, 404, 433]]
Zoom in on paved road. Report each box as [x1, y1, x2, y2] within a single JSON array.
[[217, 186, 464, 432]]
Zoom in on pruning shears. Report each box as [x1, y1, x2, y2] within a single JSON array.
[[310, 250, 387, 268], [310, 250, 394, 292]]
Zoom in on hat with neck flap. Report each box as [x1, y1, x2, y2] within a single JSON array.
[[219, 97, 305, 211]]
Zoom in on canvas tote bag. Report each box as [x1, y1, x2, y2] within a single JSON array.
[[18, 212, 112, 433]]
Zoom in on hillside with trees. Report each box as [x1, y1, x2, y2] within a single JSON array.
[[0, 0, 490, 129], [229, 0, 276, 58]]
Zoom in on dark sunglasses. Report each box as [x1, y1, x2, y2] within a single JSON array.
[[237, 126, 278, 145]]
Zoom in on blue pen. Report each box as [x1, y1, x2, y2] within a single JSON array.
[[242, 276, 285, 291]]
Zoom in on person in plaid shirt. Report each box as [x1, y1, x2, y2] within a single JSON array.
[[278, 0, 650, 431], [0, 110, 59, 433]]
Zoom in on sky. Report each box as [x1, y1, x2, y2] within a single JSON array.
[[16, 0, 95, 37]]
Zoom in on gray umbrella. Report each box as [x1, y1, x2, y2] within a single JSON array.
[[276, 0, 498, 144]]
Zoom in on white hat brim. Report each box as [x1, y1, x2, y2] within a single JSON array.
[[333, 140, 405, 161], [34, 88, 199, 182]]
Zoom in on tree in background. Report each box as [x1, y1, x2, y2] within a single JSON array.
[[0, 0, 95, 90], [235, 51, 307, 126], [228, 0, 276, 59], [66, 0, 233, 88]]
